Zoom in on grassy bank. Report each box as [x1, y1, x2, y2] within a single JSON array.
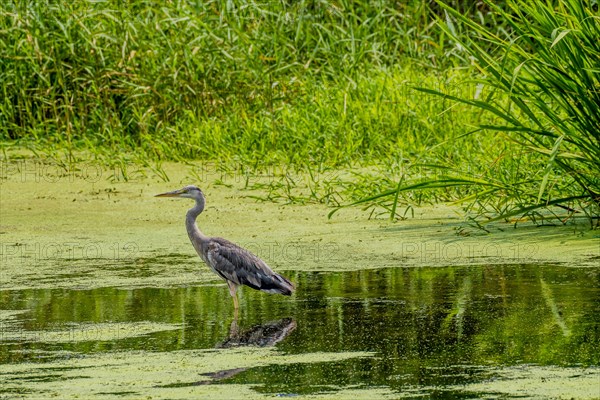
[[1, 0, 597, 225], [1, 0, 451, 151]]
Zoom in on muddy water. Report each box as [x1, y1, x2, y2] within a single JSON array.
[[1, 160, 599, 398]]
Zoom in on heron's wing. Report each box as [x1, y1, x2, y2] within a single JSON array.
[[207, 238, 295, 295]]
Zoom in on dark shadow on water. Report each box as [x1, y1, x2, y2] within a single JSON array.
[[1, 264, 599, 396]]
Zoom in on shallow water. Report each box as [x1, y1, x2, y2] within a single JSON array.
[[1, 265, 599, 398], [1, 160, 599, 398]]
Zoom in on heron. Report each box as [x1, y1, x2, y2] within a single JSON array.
[[155, 185, 295, 310]]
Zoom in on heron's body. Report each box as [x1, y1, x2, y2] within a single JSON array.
[[156, 185, 295, 309]]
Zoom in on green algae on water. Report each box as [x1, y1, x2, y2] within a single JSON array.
[[0, 348, 375, 399], [1, 162, 598, 291], [0, 321, 182, 343]]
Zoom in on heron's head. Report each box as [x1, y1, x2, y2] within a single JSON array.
[[155, 185, 204, 200]]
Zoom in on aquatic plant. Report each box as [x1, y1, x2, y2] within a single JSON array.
[[5, 0, 596, 225], [340, 0, 600, 225]]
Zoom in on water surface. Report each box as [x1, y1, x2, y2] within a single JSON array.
[[1, 265, 599, 399], [1, 162, 599, 398]]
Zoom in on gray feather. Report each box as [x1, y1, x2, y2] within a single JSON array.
[[207, 238, 295, 295]]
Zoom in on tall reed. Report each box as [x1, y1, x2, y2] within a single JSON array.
[[0, 1, 444, 153], [341, 0, 599, 224]]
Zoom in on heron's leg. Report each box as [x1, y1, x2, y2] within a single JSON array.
[[229, 311, 239, 337], [227, 281, 239, 310]]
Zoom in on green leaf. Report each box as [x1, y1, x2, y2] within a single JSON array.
[[550, 28, 572, 49], [537, 135, 564, 205]]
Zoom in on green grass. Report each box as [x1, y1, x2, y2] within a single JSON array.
[[0, 0, 504, 158], [428, 0, 600, 224], [330, 0, 600, 226], [1, 0, 597, 225], [0, 0, 445, 152]]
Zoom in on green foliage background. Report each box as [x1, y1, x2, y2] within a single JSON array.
[[1, 0, 598, 223]]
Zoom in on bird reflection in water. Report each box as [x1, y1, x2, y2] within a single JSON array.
[[218, 317, 297, 349], [195, 318, 297, 385]]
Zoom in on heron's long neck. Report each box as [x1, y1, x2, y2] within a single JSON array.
[[186, 197, 209, 250]]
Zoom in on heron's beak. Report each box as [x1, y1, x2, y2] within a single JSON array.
[[155, 189, 185, 198]]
